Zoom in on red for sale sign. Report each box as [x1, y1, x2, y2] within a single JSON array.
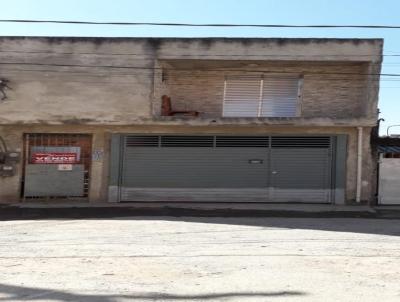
[[31, 152, 78, 164]]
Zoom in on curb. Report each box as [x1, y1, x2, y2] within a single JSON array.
[[0, 205, 382, 220]]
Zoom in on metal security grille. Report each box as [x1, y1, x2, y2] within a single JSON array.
[[216, 136, 270, 147], [119, 135, 334, 203], [271, 136, 331, 148], [161, 136, 214, 147], [223, 75, 301, 118], [22, 133, 92, 200], [124, 136, 272, 148], [125, 136, 159, 147]]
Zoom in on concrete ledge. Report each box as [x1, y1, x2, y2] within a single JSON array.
[[0, 202, 381, 220]]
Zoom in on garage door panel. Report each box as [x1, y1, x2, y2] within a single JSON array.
[[271, 148, 332, 203], [120, 188, 270, 202], [119, 135, 334, 203], [270, 189, 330, 203], [122, 147, 269, 188]]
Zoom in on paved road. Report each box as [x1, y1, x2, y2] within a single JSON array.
[[0, 217, 399, 301]]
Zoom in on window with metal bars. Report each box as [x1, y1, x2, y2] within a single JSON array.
[[222, 75, 302, 118]]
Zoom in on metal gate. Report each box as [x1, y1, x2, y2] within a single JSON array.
[[23, 133, 92, 200], [378, 157, 400, 204], [119, 135, 334, 203]]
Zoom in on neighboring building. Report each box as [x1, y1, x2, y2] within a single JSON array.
[[377, 137, 400, 158], [0, 37, 382, 205]]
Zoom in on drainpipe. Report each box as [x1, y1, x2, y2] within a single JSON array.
[[356, 127, 363, 203]]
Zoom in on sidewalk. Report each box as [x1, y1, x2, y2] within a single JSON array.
[[1, 201, 394, 219]]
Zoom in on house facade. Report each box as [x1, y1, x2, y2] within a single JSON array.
[[0, 37, 382, 204]]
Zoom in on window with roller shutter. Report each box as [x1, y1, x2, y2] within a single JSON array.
[[222, 75, 302, 117]]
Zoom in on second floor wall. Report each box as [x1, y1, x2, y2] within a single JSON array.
[[153, 61, 372, 120], [0, 37, 382, 126]]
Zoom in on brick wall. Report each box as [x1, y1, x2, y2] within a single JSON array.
[[156, 63, 368, 119]]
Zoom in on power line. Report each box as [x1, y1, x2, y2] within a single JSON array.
[[0, 75, 397, 88], [0, 70, 392, 88], [0, 61, 395, 77], [1, 66, 397, 87], [0, 69, 395, 85], [2, 55, 396, 67], [0, 67, 386, 81], [0, 49, 393, 57], [0, 19, 400, 29], [1, 66, 397, 88]]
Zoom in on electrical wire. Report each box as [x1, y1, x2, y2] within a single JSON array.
[[0, 20, 400, 29], [0, 49, 394, 57], [0, 67, 395, 84], [0, 61, 393, 77], [0, 68, 397, 89], [1, 68, 399, 88]]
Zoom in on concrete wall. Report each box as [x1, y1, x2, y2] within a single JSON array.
[[0, 37, 382, 125], [0, 37, 382, 204], [0, 124, 374, 204]]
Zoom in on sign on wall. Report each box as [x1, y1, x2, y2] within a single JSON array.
[[30, 146, 81, 164], [31, 152, 78, 164]]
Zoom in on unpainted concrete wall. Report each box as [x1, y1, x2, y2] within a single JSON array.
[[0, 38, 381, 204], [0, 37, 382, 125], [0, 125, 374, 204]]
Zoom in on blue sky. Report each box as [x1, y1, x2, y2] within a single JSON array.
[[0, 0, 399, 134]]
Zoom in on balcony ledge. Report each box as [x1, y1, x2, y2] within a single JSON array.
[[0, 116, 378, 127]]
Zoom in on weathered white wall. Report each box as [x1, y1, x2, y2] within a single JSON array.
[[378, 158, 400, 204]]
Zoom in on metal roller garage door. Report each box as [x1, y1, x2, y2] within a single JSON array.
[[119, 135, 334, 203], [270, 137, 333, 202]]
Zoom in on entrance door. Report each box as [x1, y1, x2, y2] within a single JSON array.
[[23, 134, 92, 200], [270, 137, 333, 203]]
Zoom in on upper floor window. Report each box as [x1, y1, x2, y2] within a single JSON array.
[[222, 75, 302, 117]]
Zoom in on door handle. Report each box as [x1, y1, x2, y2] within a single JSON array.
[[272, 171, 278, 174], [248, 159, 263, 164]]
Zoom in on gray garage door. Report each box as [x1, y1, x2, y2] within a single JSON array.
[[270, 137, 333, 203], [119, 135, 334, 203]]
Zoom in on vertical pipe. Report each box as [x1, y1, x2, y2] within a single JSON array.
[[22, 134, 30, 202], [257, 78, 264, 117], [356, 127, 363, 203], [222, 79, 227, 117]]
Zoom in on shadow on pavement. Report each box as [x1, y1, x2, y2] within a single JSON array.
[[119, 216, 400, 237], [1, 206, 400, 237], [0, 283, 306, 301]]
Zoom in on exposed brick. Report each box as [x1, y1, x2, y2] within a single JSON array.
[[154, 63, 368, 119]]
